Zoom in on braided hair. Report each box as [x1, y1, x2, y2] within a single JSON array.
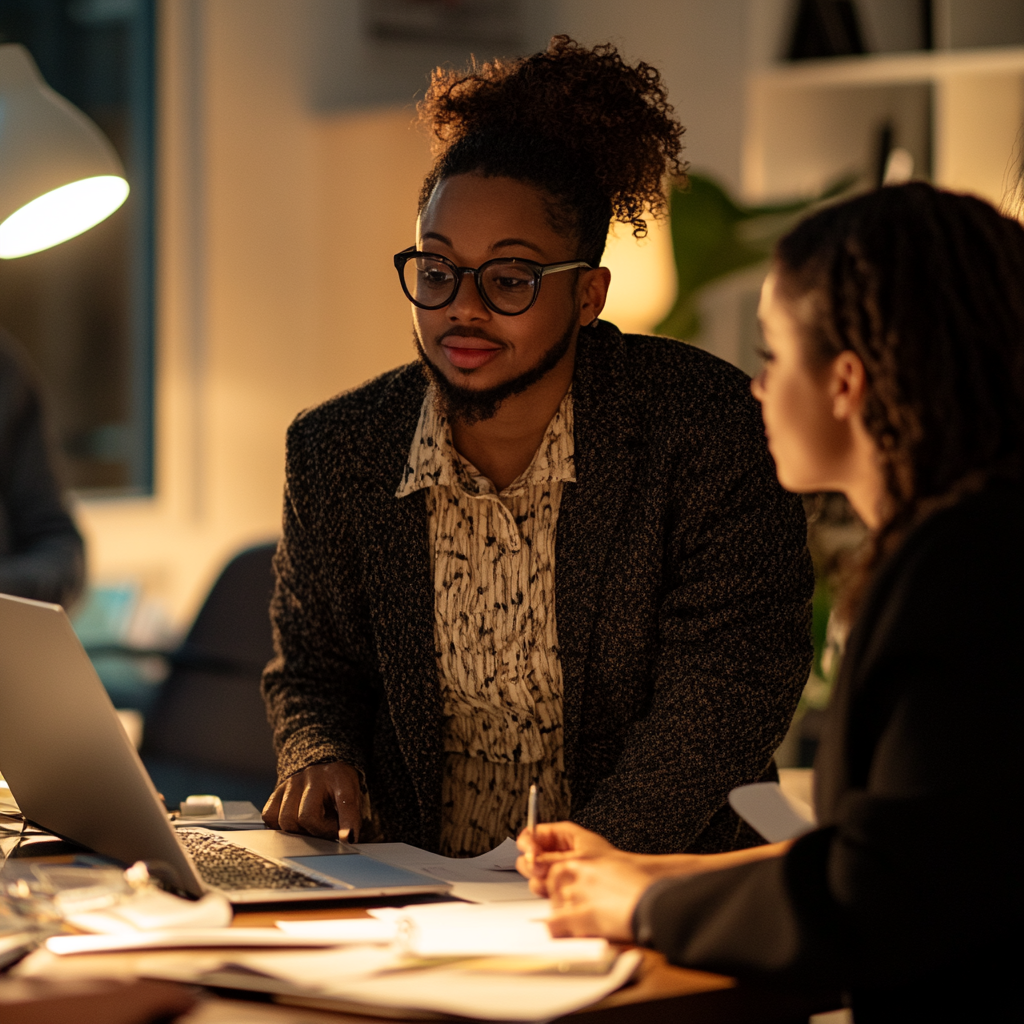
[[416, 36, 687, 265], [775, 182, 1024, 613]]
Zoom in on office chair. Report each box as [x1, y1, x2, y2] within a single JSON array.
[[140, 542, 280, 809]]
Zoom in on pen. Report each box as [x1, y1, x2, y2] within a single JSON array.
[[527, 783, 538, 835]]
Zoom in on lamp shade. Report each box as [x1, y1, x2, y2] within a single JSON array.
[[0, 44, 129, 259]]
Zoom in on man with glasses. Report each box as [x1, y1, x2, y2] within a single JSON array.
[[262, 39, 813, 858]]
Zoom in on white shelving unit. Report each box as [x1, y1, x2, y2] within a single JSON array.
[[744, 45, 1024, 208], [695, 44, 1024, 375]]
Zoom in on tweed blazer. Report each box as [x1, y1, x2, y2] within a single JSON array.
[[262, 322, 814, 854]]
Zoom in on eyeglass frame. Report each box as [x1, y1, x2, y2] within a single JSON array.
[[393, 246, 594, 317]]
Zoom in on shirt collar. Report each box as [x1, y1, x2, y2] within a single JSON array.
[[395, 387, 575, 499]]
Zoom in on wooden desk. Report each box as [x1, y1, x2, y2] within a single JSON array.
[[5, 841, 840, 1023]]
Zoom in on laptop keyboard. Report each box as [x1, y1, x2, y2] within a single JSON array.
[[176, 828, 329, 891]]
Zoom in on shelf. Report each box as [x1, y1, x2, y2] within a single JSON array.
[[753, 45, 1024, 89], [744, 45, 1024, 206]]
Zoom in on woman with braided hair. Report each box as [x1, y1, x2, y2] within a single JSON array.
[[262, 38, 813, 861], [519, 182, 1024, 1019]]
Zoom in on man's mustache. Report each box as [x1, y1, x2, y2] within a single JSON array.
[[436, 328, 508, 348]]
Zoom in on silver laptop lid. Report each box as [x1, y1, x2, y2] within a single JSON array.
[[0, 594, 204, 897]]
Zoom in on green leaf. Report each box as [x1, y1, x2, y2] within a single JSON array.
[[654, 173, 857, 340]]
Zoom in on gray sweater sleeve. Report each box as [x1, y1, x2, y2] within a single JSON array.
[[261, 411, 383, 782]]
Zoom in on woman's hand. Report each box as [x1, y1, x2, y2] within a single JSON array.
[[262, 761, 362, 842], [545, 855, 654, 942], [516, 821, 618, 896]]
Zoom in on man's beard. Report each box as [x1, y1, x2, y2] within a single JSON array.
[[414, 317, 576, 426]]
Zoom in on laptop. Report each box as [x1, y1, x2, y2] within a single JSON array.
[[0, 593, 449, 904]]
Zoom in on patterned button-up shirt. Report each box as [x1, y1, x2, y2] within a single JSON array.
[[395, 388, 575, 856]]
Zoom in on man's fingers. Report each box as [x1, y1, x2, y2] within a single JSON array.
[[276, 778, 307, 834], [262, 784, 284, 827], [332, 789, 360, 843], [289, 780, 335, 838]]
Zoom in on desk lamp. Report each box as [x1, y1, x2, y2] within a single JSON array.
[[0, 43, 129, 259]]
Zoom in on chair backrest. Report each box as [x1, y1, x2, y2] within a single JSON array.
[[179, 543, 279, 670], [140, 542, 279, 780]]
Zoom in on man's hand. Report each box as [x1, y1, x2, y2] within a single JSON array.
[[544, 856, 653, 942], [516, 821, 618, 896], [262, 761, 362, 842]]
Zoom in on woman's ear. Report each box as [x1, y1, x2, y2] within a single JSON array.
[[830, 351, 867, 422]]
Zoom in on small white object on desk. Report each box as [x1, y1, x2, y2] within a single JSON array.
[[173, 798, 263, 828], [64, 890, 232, 936], [728, 781, 816, 843], [178, 795, 224, 819]]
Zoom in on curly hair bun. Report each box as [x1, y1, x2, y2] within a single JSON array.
[[417, 36, 686, 261]]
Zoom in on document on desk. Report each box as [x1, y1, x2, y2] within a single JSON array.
[[279, 898, 607, 960], [354, 836, 535, 902], [34, 897, 641, 1022], [235, 946, 643, 1022], [126, 942, 641, 1022], [45, 928, 346, 955]]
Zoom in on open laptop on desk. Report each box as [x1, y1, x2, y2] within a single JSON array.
[[0, 593, 449, 904]]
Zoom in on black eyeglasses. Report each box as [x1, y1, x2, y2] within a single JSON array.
[[393, 246, 593, 316]]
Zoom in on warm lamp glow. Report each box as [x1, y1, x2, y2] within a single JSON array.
[[0, 175, 128, 259], [600, 217, 676, 335]]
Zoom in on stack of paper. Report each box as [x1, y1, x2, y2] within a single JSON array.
[[35, 897, 637, 1021], [235, 946, 644, 1021], [278, 899, 609, 961]]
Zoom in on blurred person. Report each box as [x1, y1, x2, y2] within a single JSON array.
[[0, 327, 84, 607], [518, 183, 1023, 1020], [261, 38, 813, 857]]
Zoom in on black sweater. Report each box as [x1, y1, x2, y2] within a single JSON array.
[[262, 322, 814, 854], [0, 329, 83, 607], [635, 482, 1024, 1018]]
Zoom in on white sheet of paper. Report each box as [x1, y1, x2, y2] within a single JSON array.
[[275, 918, 397, 944], [463, 836, 521, 870], [365, 898, 608, 960], [354, 837, 536, 902], [45, 928, 342, 955], [213, 946, 642, 1022], [228, 946, 400, 986], [283, 948, 643, 1021], [728, 781, 816, 843]]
